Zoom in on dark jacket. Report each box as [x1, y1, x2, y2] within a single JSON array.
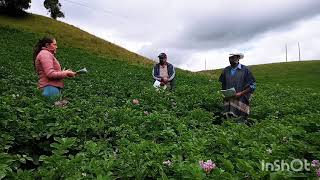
[[152, 63, 175, 82], [219, 64, 256, 94], [219, 64, 256, 116]]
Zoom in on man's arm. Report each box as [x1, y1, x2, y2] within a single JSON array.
[[168, 66, 175, 81], [152, 66, 161, 81], [235, 85, 252, 97], [219, 69, 226, 90], [236, 69, 256, 97]]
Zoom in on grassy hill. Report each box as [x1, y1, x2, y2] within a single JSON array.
[[0, 14, 320, 179], [0, 14, 153, 65]]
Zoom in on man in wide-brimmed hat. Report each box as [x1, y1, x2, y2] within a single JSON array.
[[219, 53, 256, 122]]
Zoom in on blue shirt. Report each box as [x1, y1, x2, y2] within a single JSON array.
[[230, 63, 242, 76]]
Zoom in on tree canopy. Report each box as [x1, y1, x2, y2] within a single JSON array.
[[0, 0, 31, 16], [43, 0, 64, 20], [0, 0, 65, 19]]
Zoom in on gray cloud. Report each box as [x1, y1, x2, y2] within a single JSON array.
[[29, 0, 320, 71], [137, 0, 320, 68], [161, 1, 320, 50]]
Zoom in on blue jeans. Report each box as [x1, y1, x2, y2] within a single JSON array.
[[42, 86, 61, 97]]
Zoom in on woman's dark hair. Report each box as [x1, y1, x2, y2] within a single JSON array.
[[33, 36, 55, 69]]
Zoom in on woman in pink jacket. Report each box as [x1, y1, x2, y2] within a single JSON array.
[[33, 36, 76, 97]]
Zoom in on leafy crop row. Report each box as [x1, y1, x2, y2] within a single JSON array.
[[0, 26, 319, 179]]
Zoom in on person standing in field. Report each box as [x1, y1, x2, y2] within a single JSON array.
[[219, 53, 256, 123], [152, 53, 176, 91], [33, 36, 76, 100]]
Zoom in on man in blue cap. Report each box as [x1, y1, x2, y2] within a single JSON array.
[[219, 53, 256, 123], [152, 53, 176, 91]]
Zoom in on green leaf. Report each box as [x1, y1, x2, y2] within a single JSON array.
[[236, 159, 254, 174], [222, 159, 234, 172]]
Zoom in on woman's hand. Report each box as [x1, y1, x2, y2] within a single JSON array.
[[63, 69, 76, 78]]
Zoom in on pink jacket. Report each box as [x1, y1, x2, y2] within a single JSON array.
[[35, 49, 66, 89]]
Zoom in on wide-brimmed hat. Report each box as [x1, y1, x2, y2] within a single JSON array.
[[229, 53, 244, 59]]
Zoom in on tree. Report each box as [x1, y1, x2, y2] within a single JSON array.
[[43, 0, 64, 20], [0, 0, 31, 16]]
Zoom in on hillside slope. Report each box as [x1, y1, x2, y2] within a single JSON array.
[[0, 14, 320, 179], [0, 14, 153, 65]]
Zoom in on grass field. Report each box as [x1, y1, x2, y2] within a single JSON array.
[[0, 14, 320, 179]]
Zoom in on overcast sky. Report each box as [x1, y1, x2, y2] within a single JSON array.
[[29, 0, 320, 71]]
